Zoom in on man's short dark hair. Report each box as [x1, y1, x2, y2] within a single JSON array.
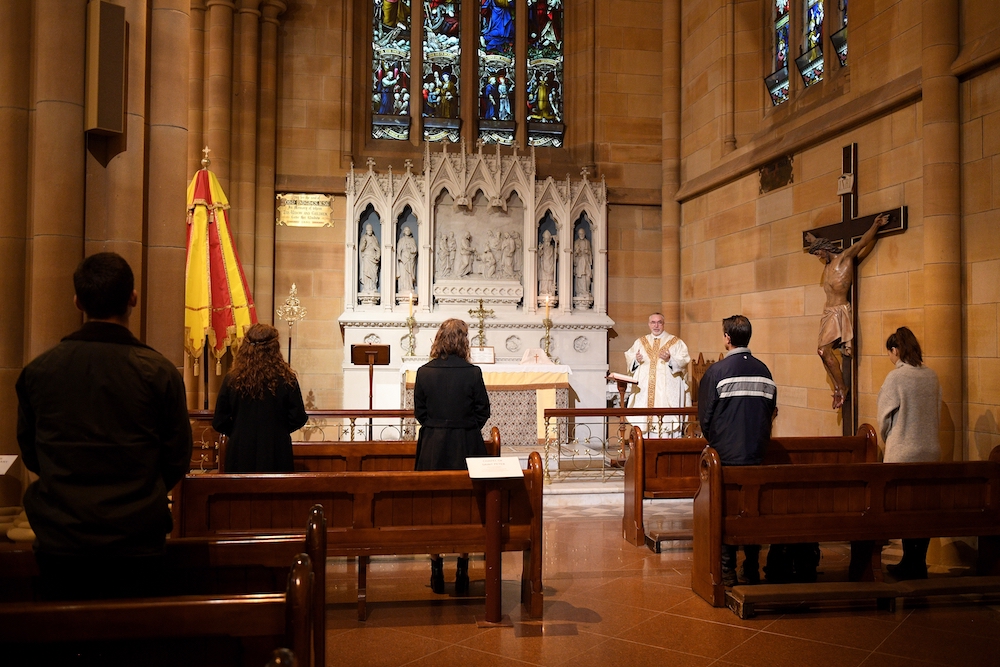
[[74, 252, 134, 319], [723, 315, 752, 348]]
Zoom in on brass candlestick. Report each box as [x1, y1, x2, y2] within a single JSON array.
[[275, 283, 307, 365], [541, 317, 559, 363], [404, 314, 417, 357]]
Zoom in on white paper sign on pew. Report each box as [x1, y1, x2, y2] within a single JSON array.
[[466, 456, 524, 479], [0, 455, 17, 475]]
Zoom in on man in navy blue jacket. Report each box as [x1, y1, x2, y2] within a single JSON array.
[[698, 315, 777, 586]]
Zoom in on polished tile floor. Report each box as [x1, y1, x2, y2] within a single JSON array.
[[324, 501, 1000, 667]]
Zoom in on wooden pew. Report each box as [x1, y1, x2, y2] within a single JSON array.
[[624, 424, 878, 550], [0, 506, 326, 667], [692, 445, 1000, 616], [0, 554, 312, 667], [172, 451, 544, 621], [289, 427, 501, 473]]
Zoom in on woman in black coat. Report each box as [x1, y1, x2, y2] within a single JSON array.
[[213, 323, 308, 472], [414, 318, 491, 592]]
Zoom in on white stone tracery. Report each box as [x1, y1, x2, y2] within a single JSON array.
[[340, 142, 613, 414]]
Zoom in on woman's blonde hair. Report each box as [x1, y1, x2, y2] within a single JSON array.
[[429, 318, 470, 360], [227, 323, 297, 399]]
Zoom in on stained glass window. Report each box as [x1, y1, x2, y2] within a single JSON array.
[[775, 0, 789, 71], [831, 0, 848, 67], [423, 1, 461, 143], [526, 0, 564, 148], [371, 0, 412, 141], [795, 0, 824, 87], [766, 0, 790, 106], [479, 0, 516, 145]]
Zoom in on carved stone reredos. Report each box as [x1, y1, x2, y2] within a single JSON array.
[[342, 142, 609, 319]]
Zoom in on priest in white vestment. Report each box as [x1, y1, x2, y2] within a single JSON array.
[[624, 313, 692, 435]]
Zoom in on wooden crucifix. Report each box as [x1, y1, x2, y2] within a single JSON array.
[[802, 143, 907, 436]]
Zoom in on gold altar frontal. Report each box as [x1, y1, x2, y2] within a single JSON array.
[[403, 364, 571, 448]]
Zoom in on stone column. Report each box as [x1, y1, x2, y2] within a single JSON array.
[[254, 0, 286, 323], [723, 0, 735, 153], [233, 0, 262, 289], [26, 0, 87, 359], [660, 0, 682, 333], [0, 0, 31, 499], [188, 0, 207, 174], [921, 0, 961, 462], [146, 0, 191, 365], [84, 0, 148, 333], [205, 0, 235, 187], [921, 0, 963, 568]]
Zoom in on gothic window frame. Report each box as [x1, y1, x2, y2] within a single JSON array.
[[361, 0, 565, 152], [763, 0, 847, 109]]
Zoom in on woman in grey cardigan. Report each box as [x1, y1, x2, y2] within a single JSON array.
[[876, 326, 942, 580]]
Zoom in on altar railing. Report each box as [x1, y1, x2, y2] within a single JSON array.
[[189, 409, 418, 451], [542, 407, 701, 482], [190, 406, 699, 480]]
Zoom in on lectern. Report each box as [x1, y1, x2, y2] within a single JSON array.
[[351, 344, 390, 439], [608, 373, 638, 464]]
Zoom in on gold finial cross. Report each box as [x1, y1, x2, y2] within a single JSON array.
[[201, 146, 211, 168], [467, 299, 494, 348]]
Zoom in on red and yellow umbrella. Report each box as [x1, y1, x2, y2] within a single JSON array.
[[184, 158, 257, 375]]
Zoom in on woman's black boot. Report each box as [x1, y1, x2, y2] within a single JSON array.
[[455, 556, 470, 596], [430, 556, 445, 594]]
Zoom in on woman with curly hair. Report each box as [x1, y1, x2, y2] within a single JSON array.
[[414, 318, 491, 593], [213, 323, 308, 472]]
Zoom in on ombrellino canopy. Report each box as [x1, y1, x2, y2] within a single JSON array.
[[184, 160, 256, 374]]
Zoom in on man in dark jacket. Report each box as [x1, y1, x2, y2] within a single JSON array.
[[698, 315, 777, 586], [16, 252, 193, 599]]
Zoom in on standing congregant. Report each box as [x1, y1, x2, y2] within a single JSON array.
[[624, 312, 691, 434], [877, 326, 942, 580], [213, 323, 308, 473], [698, 315, 777, 586], [16, 252, 193, 600], [413, 319, 491, 595]]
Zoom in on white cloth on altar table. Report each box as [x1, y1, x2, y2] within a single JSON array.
[[623, 334, 691, 434], [402, 363, 571, 444]]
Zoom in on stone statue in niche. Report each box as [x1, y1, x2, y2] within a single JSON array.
[[359, 223, 380, 295], [482, 237, 498, 279], [396, 226, 417, 294], [500, 232, 516, 278], [436, 231, 456, 276], [537, 229, 558, 300], [573, 227, 593, 307], [458, 231, 475, 276]]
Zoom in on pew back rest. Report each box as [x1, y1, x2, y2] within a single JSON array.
[[632, 424, 878, 499], [173, 450, 541, 559], [699, 445, 1000, 545], [0, 555, 312, 666], [229, 427, 501, 473]]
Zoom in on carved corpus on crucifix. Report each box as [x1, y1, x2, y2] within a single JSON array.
[[802, 143, 907, 434]]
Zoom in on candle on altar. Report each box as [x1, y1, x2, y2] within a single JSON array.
[[544, 295, 550, 319], [408, 292, 414, 317]]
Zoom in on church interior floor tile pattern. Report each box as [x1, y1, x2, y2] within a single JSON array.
[[324, 502, 1000, 666]]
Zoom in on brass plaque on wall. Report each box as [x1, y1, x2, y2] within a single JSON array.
[[276, 193, 334, 228]]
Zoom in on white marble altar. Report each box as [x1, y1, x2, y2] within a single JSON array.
[[339, 143, 613, 417]]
